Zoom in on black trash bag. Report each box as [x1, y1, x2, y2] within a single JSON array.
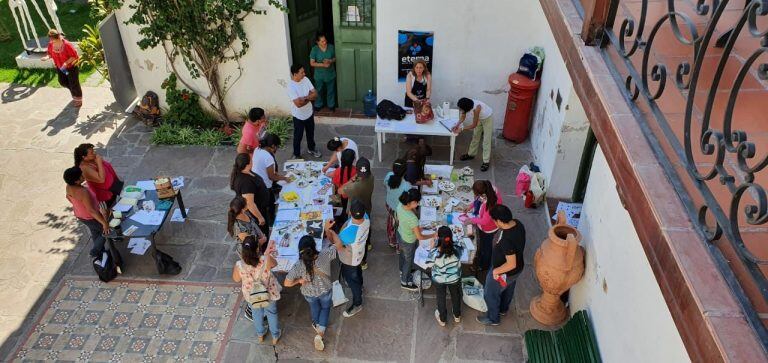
[[155, 249, 182, 275], [376, 99, 406, 120], [93, 240, 123, 282]]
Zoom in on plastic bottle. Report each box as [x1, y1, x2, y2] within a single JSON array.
[[363, 90, 376, 117]]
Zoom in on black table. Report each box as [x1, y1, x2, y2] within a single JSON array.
[[107, 189, 187, 274]]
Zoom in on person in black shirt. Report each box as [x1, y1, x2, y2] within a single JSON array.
[[230, 153, 269, 236], [477, 204, 525, 326]]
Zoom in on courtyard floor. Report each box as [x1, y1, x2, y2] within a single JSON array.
[[0, 82, 551, 362]]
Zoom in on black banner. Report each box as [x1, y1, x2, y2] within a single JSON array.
[[398, 30, 434, 82]]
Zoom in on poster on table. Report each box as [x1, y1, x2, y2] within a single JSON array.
[[398, 30, 434, 82]]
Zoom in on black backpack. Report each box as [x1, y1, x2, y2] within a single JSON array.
[[135, 91, 161, 126], [376, 99, 406, 120], [155, 249, 182, 275], [517, 53, 540, 79], [93, 241, 123, 282]]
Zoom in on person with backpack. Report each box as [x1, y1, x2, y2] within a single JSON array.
[[430, 226, 464, 326], [452, 97, 495, 172], [237, 107, 269, 155], [324, 199, 370, 318], [63, 167, 109, 259], [284, 236, 337, 351], [287, 64, 322, 159], [232, 237, 282, 344], [396, 189, 436, 291]]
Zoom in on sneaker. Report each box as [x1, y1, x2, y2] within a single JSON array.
[[257, 334, 265, 343], [400, 282, 418, 291], [434, 310, 446, 327], [476, 315, 500, 326], [271, 329, 282, 345], [480, 163, 490, 172], [311, 322, 321, 335], [500, 311, 508, 316], [313, 106, 322, 112], [343, 304, 363, 318], [243, 304, 253, 322], [361, 262, 368, 270], [454, 315, 461, 323], [367, 243, 373, 251], [292, 154, 302, 160], [314, 334, 325, 351], [459, 154, 475, 161], [308, 150, 322, 158]]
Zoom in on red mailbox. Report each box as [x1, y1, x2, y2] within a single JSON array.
[[503, 73, 541, 143]]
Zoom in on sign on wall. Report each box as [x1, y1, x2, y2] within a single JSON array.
[[398, 30, 434, 82]]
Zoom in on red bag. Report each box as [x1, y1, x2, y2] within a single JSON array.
[[414, 100, 434, 124], [524, 190, 535, 208]]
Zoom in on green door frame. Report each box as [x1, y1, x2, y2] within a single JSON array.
[[332, 0, 376, 110], [287, 0, 323, 78]]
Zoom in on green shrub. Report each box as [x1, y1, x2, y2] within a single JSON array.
[[151, 123, 227, 146], [265, 116, 292, 148], [161, 74, 215, 128]]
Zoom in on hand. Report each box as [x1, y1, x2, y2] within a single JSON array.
[[257, 216, 266, 226], [451, 125, 461, 133], [101, 222, 110, 235], [258, 235, 267, 244], [296, 278, 306, 285], [324, 219, 335, 231], [492, 270, 500, 280], [265, 240, 276, 254], [425, 179, 433, 187], [94, 154, 103, 164]]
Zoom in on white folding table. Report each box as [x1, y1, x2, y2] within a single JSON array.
[[375, 112, 460, 165]]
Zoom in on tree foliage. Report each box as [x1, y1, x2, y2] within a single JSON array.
[[113, 0, 287, 124]]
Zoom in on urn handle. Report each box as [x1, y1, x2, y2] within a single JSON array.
[[565, 234, 578, 269]]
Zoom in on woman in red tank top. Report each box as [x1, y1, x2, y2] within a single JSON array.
[[75, 143, 124, 208], [64, 167, 109, 258], [41, 29, 82, 107]]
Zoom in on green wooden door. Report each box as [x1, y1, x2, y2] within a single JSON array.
[[333, 0, 376, 110], [287, 0, 322, 75]]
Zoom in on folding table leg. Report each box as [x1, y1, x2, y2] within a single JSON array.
[[176, 191, 187, 218]]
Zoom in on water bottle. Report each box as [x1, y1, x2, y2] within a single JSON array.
[[363, 90, 376, 117], [60, 66, 68, 76]]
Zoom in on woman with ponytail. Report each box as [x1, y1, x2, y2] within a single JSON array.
[[468, 180, 503, 272], [230, 153, 268, 235], [74, 143, 123, 208], [227, 196, 266, 247], [232, 236, 282, 344], [284, 235, 337, 351], [384, 159, 412, 249], [429, 226, 464, 326], [396, 189, 435, 291], [322, 136, 358, 174]]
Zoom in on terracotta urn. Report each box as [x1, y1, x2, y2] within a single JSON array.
[[530, 211, 585, 326]]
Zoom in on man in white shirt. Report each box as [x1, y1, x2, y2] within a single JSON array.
[[287, 64, 323, 159], [452, 97, 495, 172]]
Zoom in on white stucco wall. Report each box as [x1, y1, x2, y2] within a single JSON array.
[[569, 146, 690, 363], [115, 0, 293, 117], [375, 0, 555, 129]]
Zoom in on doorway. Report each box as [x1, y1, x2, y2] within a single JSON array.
[[287, 0, 375, 111]]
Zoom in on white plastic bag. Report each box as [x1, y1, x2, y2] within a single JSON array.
[[332, 280, 348, 307], [461, 277, 487, 312]]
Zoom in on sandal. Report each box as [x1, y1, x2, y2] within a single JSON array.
[[480, 163, 490, 172], [459, 154, 475, 161]]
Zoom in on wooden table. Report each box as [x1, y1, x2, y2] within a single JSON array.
[[375, 110, 460, 165]]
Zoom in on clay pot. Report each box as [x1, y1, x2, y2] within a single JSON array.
[[530, 211, 585, 326]]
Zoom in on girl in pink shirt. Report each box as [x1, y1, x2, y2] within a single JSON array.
[[469, 180, 502, 271]]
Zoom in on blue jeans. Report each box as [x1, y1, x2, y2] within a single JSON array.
[[292, 115, 317, 157], [483, 270, 518, 324], [305, 289, 332, 332], [79, 218, 106, 258], [341, 263, 363, 307], [398, 233, 417, 284], [251, 301, 280, 338]]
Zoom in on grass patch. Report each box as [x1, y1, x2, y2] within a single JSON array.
[[0, 0, 96, 86]]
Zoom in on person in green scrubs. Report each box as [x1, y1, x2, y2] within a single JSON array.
[[309, 32, 337, 111]]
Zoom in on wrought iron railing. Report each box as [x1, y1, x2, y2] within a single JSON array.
[[595, 0, 768, 346]]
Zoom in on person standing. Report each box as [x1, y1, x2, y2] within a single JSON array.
[[339, 157, 374, 269], [404, 60, 431, 108], [230, 153, 268, 235], [468, 180, 503, 273], [332, 149, 357, 227], [250, 133, 292, 222], [309, 32, 336, 111], [232, 237, 282, 344], [396, 189, 436, 291], [74, 143, 124, 208], [324, 200, 370, 318], [63, 167, 109, 258], [237, 107, 269, 155], [430, 226, 464, 326], [42, 29, 82, 107], [284, 236, 336, 351], [453, 97, 495, 172], [477, 204, 526, 326], [384, 159, 413, 250], [287, 65, 322, 159]]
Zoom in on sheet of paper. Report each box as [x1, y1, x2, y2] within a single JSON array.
[[130, 238, 151, 255], [275, 208, 301, 222], [171, 176, 185, 189], [123, 225, 138, 236], [375, 119, 393, 130], [460, 247, 470, 263], [552, 202, 583, 228], [135, 180, 156, 191], [129, 210, 165, 226], [414, 245, 434, 270], [422, 182, 439, 195], [322, 205, 334, 220], [425, 164, 454, 179], [462, 237, 475, 251], [113, 203, 133, 213], [273, 256, 298, 272], [420, 207, 438, 222], [171, 208, 189, 222]]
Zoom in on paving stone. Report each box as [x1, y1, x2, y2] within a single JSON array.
[[133, 146, 215, 177], [455, 332, 525, 362], [185, 264, 218, 282], [514, 268, 541, 315], [335, 297, 414, 362], [413, 297, 457, 362], [197, 244, 231, 267], [361, 253, 413, 300]]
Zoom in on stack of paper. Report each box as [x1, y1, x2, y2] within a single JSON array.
[[127, 238, 151, 255], [129, 210, 165, 225]]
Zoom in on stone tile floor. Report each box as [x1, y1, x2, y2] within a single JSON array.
[[0, 82, 552, 362]]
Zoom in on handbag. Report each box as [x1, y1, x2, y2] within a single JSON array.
[[247, 261, 272, 308], [314, 267, 348, 307], [414, 99, 435, 124]]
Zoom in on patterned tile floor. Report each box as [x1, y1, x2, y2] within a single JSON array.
[[12, 278, 241, 362]]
